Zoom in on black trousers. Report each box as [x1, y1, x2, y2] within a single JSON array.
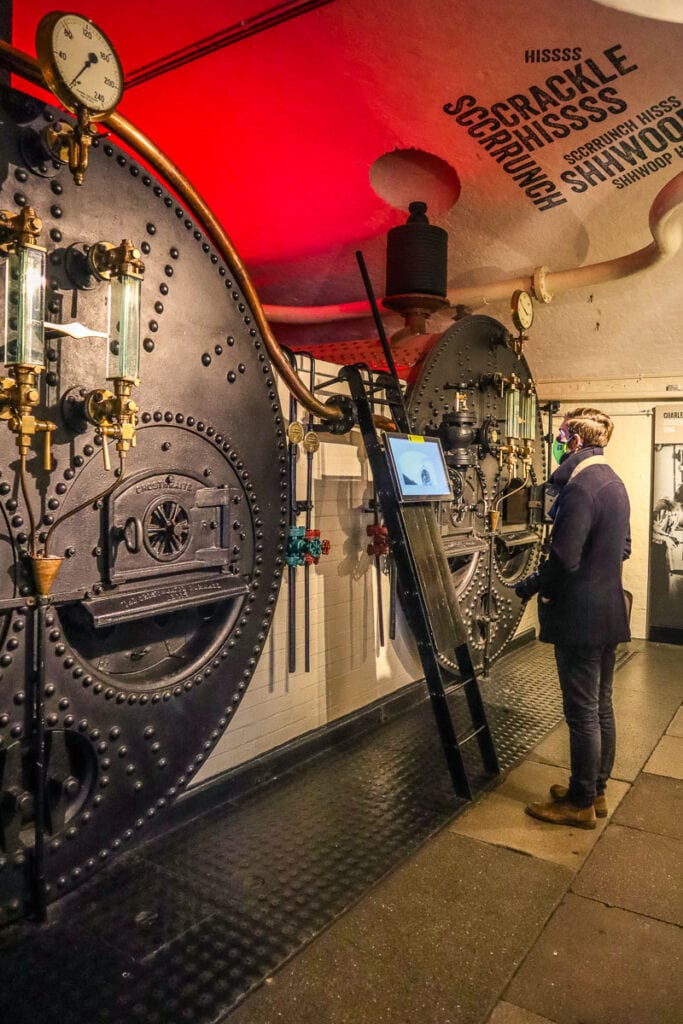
[[554, 645, 617, 808]]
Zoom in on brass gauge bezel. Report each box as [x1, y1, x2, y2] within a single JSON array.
[[510, 289, 534, 332], [35, 11, 124, 121]]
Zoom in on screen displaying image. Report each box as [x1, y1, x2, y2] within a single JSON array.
[[384, 433, 453, 502]]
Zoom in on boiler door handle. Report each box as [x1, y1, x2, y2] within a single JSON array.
[[123, 516, 142, 554]]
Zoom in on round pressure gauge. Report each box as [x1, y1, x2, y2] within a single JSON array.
[[510, 290, 534, 332], [36, 12, 124, 120]]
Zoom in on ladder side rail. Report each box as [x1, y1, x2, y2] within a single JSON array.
[[418, 511, 500, 775], [341, 365, 475, 799]]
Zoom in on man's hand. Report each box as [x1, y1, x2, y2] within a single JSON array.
[[515, 573, 540, 601]]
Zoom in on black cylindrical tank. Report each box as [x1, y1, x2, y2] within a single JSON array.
[[385, 201, 448, 298]]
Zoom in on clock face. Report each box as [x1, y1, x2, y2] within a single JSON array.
[[511, 290, 534, 331], [36, 13, 124, 119]]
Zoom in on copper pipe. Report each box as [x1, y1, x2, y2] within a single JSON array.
[[44, 454, 127, 556], [19, 449, 38, 556], [492, 465, 530, 512], [0, 40, 342, 424]]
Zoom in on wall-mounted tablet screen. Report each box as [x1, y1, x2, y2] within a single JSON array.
[[384, 433, 453, 502]]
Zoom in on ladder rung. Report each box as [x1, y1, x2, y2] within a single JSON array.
[[444, 676, 477, 695], [459, 724, 488, 745]]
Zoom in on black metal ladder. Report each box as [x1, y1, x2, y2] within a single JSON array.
[[339, 364, 499, 801]]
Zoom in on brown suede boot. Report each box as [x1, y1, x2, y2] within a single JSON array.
[[525, 799, 597, 829], [549, 783, 608, 818]]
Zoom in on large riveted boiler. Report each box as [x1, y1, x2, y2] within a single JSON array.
[[0, 85, 287, 922], [405, 315, 545, 665]]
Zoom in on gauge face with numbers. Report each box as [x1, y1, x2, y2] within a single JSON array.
[[510, 289, 534, 332], [36, 12, 124, 120]]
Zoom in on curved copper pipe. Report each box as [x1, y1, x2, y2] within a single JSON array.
[[44, 452, 127, 556], [19, 450, 38, 556], [0, 40, 342, 423]]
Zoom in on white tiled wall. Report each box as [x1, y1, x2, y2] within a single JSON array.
[[192, 362, 421, 784]]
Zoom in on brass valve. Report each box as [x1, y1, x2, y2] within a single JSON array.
[[40, 108, 98, 187], [0, 206, 43, 250], [0, 368, 56, 469], [84, 380, 139, 470], [498, 442, 518, 472], [87, 239, 145, 282]]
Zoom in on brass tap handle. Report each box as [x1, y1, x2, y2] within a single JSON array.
[[42, 422, 56, 471], [101, 432, 111, 472]]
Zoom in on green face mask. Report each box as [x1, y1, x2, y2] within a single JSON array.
[[552, 439, 567, 464]]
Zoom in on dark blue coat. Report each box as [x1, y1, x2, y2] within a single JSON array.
[[538, 446, 631, 646]]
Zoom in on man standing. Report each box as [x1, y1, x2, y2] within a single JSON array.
[[517, 407, 631, 829]]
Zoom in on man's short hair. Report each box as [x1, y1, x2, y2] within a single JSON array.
[[564, 407, 614, 447]]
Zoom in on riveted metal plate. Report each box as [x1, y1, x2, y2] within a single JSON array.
[[0, 87, 288, 920], [407, 316, 546, 668]]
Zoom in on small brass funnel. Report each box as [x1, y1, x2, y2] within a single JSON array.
[[30, 555, 64, 597], [489, 509, 500, 532]]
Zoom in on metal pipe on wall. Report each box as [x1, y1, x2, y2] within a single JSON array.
[[262, 171, 683, 322]]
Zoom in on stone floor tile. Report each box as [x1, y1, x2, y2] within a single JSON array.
[[643, 734, 683, 778], [613, 772, 683, 839], [614, 644, 683, 701], [528, 698, 680, 783], [666, 705, 683, 736], [572, 823, 683, 925], [506, 893, 683, 1024], [487, 1003, 559, 1024], [229, 831, 571, 1024], [449, 760, 628, 871], [524, 722, 569, 771]]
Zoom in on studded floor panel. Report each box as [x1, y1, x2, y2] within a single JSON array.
[[0, 642, 580, 1024]]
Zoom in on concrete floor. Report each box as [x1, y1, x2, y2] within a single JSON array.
[[225, 640, 683, 1024]]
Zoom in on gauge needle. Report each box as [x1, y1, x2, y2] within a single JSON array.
[[45, 322, 108, 340], [68, 52, 99, 88]]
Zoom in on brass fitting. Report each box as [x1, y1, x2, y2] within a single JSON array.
[[84, 379, 139, 469], [0, 206, 42, 250], [40, 107, 98, 187], [88, 239, 145, 281], [0, 366, 56, 468]]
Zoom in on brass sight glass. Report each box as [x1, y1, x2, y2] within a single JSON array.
[[0, 207, 55, 484], [0, 206, 59, 583], [498, 372, 521, 473], [83, 239, 144, 470]]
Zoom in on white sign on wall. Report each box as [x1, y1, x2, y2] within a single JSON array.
[[649, 405, 683, 641], [654, 405, 683, 445]]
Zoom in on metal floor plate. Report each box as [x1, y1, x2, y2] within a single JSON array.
[[0, 641, 569, 1024]]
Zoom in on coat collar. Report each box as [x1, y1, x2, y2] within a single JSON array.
[[550, 445, 605, 490]]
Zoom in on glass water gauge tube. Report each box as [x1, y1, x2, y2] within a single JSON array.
[[88, 239, 144, 383], [106, 269, 141, 382], [520, 387, 537, 441], [504, 378, 521, 441], [3, 243, 46, 370]]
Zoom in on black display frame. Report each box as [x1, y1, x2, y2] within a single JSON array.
[[383, 432, 454, 503]]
